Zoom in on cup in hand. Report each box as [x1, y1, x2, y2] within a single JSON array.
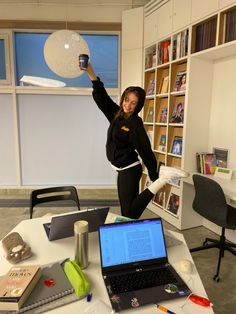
[[79, 54, 89, 69]]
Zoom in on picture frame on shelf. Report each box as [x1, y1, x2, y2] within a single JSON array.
[[171, 136, 182, 156], [170, 101, 184, 123], [213, 147, 228, 168], [173, 70, 187, 92], [166, 192, 180, 217], [158, 134, 166, 152]]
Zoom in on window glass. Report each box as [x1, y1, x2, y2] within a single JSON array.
[[14, 32, 118, 88], [0, 39, 6, 80]]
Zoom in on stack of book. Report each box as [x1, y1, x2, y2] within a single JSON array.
[[172, 29, 189, 60], [196, 152, 218, 174], [224, 7, 236, 43], [195, 17, 217, 52]]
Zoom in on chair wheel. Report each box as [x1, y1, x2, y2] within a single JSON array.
[[213, 275, 220, 282]]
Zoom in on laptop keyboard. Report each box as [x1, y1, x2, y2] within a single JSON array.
[[109, 267, 178, 294]]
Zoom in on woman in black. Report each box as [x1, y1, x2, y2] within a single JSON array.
[[81, 62, 188, 219]]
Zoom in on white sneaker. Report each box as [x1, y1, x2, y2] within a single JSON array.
[[159, 166, 189, 181]]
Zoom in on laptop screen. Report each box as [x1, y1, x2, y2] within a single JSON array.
[[99, 218, 167, 268]]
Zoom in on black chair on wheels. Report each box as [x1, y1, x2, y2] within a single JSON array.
[[29, 186, 80, 219], [190, 174, 236, 282]]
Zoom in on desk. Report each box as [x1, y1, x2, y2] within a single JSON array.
[[183, 173, 236, 244], [184, 173, 236, 205], [0, 213, 214, 314]]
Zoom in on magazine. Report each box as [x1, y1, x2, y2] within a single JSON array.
[[166, 193, 180, 216], [171, 101, 184, 123], [171, 136, 182, 155], [159, 107, 168, 123], [152, 188, 165, 207], [173, 71, 187, 92], [158, 134, 166, 152]]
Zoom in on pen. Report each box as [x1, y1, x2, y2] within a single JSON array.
[[157, 304, 176, 314]]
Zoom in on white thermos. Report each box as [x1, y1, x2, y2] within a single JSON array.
[[74, 220, 89, 269]]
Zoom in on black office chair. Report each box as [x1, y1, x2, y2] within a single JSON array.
[[190, 174, 236, 282], [29, 186, 80, 219]]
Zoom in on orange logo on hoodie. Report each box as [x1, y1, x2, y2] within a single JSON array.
[[121, 126, 130, 132]]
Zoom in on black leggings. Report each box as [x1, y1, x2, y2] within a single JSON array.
[[117, 164, 154, 219]]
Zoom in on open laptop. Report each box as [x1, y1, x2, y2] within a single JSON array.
[[98, 218, 191, 312], [43, 207, 109, 241]]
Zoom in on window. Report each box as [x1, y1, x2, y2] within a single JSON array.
[[0, 34, 11, 85], [14, 32, 119, 88]]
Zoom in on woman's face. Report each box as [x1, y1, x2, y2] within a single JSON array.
[[181, 74, 186, 84], [122, 92, 138, 114]]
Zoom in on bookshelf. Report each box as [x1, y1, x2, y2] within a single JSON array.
[[142, 2, 236, 230]]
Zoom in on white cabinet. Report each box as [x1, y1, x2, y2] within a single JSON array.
[[191, 0, 219, 23], [156, 0, 172, 39], [219, 0, 236, 9], [172, 0, 191, 32], [144, 9, 158, 46]]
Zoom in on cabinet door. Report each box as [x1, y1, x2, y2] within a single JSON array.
[[219, 0, 236, 9], [172, 0, 191, 32], [156, 0, 172, 40], [191, 0, 219, 23], [144, 10, 158, 46]]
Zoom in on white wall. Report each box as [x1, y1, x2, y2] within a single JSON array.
[[17, 94, 116, 186], [208, 56, 236, 174]]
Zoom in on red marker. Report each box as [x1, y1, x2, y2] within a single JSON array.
[[189, 294, 213, 307]]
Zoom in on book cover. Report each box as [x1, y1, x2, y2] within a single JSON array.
[[146, 79, 155, 95], [0, 266, 42, 311], [158, 134, 166, 152], [146, 106, 154, 123], [152, 188, 165, 207], [173, 71, 187, 92], [171, 136, 182, 156], [166, 193, 180, 216], [159, 107, 168, 123], [159, 76, 169, 94], [171, 101, 184, 123], [146, 130, 154, 145]]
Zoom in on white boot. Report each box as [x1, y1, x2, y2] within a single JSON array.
[[159, 165, 189, 183], [148, 166, 189, 195]]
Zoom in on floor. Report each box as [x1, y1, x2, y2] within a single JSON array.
[[0, 189, 235, 314]]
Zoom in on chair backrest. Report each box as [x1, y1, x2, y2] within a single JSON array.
[[30, 186, 80, 219], [192, 174, 229, 227]]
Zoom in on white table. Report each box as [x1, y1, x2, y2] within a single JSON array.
[[0, 213, 214, 314]]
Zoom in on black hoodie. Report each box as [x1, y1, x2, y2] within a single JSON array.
[[92, 78, 158, 181]]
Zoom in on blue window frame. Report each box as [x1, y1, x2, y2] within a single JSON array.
[[14, 32, 119, 88], [0, 38, 6, 80]]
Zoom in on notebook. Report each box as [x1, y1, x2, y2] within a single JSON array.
[[2, 262, 77, 314], [43, 207, 109, 241], [98, 218, 191, 312]]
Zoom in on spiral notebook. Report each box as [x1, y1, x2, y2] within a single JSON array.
[[2, 262, 76, 314]]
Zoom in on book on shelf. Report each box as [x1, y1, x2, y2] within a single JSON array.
[[146, 79, 155, 95], [166, 192, 180, 217], [146, 130, 154, 145], [170, 101, 184, 123], [224, 8, 236, 43], [157, 40, 171, 65], [173, 71, 187, 92], [173, 29, 189, 60], [152, 187, 165, 207], [145, 106, 154, 123], [159, 107, 168, 123], [0, 265, 42, 311], [159, 76, 169, 94], [171, 136, 182, 156], [195, 17, 217, 52], [196, 152, 217, 174], [158, 134, 166, 152]]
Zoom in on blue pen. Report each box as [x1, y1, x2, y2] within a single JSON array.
[[157, 304, 176, 314]]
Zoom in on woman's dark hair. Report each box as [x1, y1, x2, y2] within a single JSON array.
[[115, 86, 146, 120]]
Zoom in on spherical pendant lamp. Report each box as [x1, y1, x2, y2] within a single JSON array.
[[44, 30, 90, 78]]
